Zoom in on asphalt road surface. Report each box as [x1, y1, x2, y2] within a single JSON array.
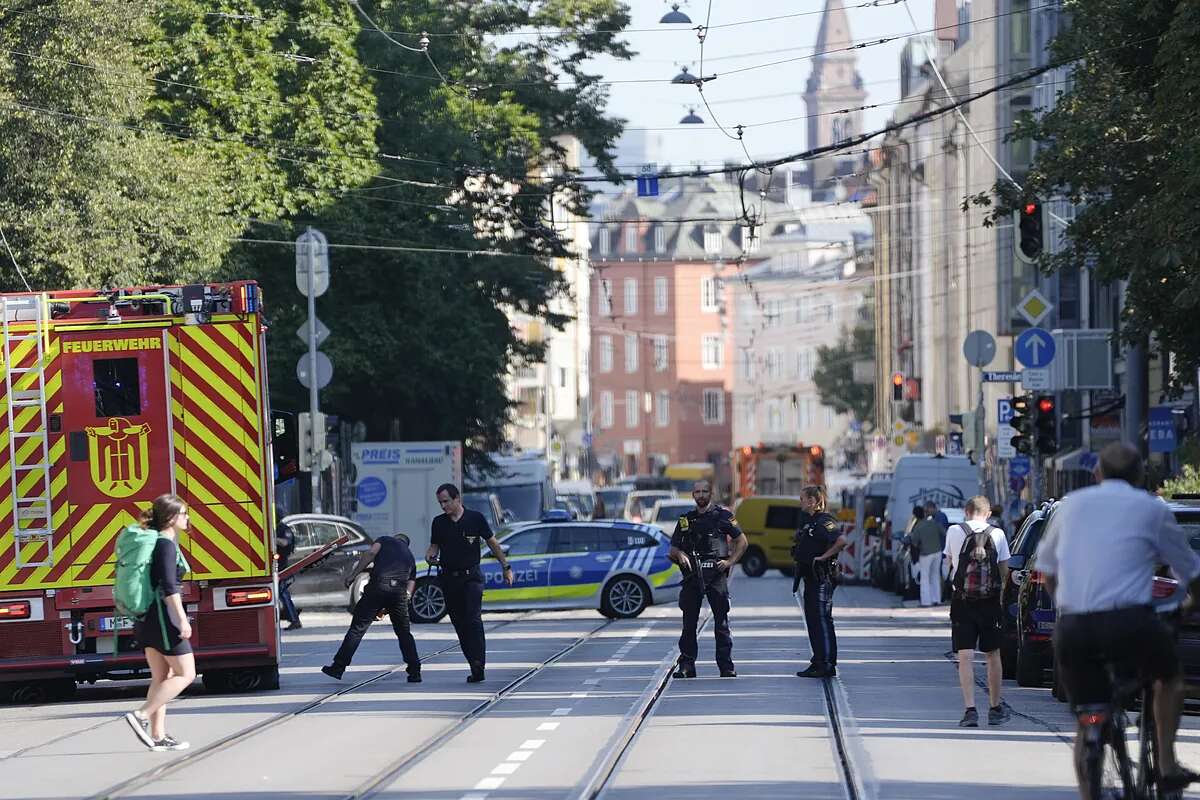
[[3, 574, 1200, 799]]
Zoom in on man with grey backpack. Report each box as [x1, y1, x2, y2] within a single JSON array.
[[943, 495, 1011, 727]]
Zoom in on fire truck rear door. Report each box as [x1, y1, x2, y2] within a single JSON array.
[[59, 329, 174, 581]]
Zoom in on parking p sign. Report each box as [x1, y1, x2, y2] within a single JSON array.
[[997, 397, 1016, 459]]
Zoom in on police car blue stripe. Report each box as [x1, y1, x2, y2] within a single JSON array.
[[637, 546, 654, 574]]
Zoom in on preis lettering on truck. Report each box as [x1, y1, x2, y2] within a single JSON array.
[[0, 283, 322, 703]]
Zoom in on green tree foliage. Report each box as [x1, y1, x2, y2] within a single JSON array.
[[977, 0, 1200, 386], [0, 1, 241, 288], [812, 320, 875, 426], [0, 1, 630, 460]]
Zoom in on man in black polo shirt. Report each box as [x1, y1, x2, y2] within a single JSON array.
[[428, 483, 513, 682]]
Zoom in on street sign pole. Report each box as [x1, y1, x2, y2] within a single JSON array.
[[305, 229, 322, 514]]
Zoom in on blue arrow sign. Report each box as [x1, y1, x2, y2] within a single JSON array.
[[1015, 327, 1055, 368]]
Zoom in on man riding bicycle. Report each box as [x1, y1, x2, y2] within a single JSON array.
[[1036, 442, 1200, 798]]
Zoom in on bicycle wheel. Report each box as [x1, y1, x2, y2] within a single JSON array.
[[1084, 714, 1135, 800]]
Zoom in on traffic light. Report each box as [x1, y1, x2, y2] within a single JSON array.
[[1009, 394, 1034, 455], [1035, 395, 1057, 454], [1015, 199, 1044, 264], [297, 412, 326, 472], [891, 372, 904, 402]]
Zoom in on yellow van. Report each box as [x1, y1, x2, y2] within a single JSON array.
[[664, 462, 715, 497], [733, 495, 805, 577]]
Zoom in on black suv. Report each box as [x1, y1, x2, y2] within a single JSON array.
[[999, 502, 1054, 682]]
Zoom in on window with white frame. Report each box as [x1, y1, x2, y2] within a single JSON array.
[[701, 334, 723, 369], [741, 225, 761, 254], [764, 298, 782, 328], [599, 391, 614, 428], [788, 347, 800, 380], [654, 276, 668, 313], [741, 397, 757, 430], [625, 225, 638, 253], [767, 399, 782, 432], [654, 225, 666, 255], [739, 348, 755, 381], [703, 225, 722, 255], [702, 389, 725, 424], [598, 228, 611, 256], [624, 333, 639, 373], [766, 347, 783, 380], [700, 277, 721, 312], [599, 279, 612, 316], [796, 294, 811, 323], [824, 406, 835, 428], [625, 389, 639, 427], [653, 335, 669, 372], [814, 293, 833, 322], [598, 335, 613, 372], [798, 396, 815, 428], [624, 278, 638, 315], [656, 391, 670, 427]]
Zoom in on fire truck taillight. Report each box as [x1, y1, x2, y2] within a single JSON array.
[[0, 601, 31, 620], [225, 588, 273, 607]]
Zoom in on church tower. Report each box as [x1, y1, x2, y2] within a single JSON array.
[[803, 0, 868, 196]]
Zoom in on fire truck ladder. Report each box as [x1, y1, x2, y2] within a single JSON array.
[[1, 294, 55, 568]]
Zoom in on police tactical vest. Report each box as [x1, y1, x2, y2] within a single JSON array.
[[680, 509, 731, 559]]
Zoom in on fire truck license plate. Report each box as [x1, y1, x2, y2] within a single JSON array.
[[98, 616, 135, 633]]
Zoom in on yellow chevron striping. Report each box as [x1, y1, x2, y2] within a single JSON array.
[[177, 410, 253, 503], [213, 323, 256, 369], [178, 528, 224, 575], [181, 496, 258, 577], [176, 466, 263, 570], [178, 350, 258, 437], [181, 327, 256, 400]]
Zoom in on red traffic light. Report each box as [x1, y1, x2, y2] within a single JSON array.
[[1023, 202, 1038, 216], [891, 372, 903, 386], [1037, 397, 1055, 414]]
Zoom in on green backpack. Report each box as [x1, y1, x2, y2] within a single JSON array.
[[113, 525, 190, 620]]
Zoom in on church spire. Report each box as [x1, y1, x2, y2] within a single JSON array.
[[803, 0, 868, 195]]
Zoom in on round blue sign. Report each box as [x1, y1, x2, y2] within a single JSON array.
[[356, 477, 387, 508]]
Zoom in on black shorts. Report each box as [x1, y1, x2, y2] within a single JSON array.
[[1054, 607, 1180, 707], [134, 600, 192, 657], [950, 597, 1003, 653]]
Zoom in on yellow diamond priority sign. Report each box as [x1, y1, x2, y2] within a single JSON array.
[[1016, 289, 1052, 327]]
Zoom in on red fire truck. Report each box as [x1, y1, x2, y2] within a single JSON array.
[[732, 443, 826, 500], [0, 282, 316, 702]]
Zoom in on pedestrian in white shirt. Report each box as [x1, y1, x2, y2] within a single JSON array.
[[944, 495, 1011, 727]]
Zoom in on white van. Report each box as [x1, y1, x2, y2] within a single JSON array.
[[465, 454, 554, 523], [885, 454, 980, 540]]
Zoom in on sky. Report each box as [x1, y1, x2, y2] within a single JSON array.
[[582, 0, 936, 173]]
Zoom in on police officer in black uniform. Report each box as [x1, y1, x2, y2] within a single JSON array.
[[322, 533, 421, 682], [793, 485, 848, 678], [428, 483, 513, 683], [670, 479, 747, 678]]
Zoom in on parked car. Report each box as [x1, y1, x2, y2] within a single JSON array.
[[279, 514, 376, 610], [733, 495, 806, 578], [999, 502, 1054, 680], [1012, 498, 1200, 692], [595, 486, 631, 520], [408, 519, 683, 623], [554, 496, 584, 519], [646, 499, 696, 534], [623, 490, 676, 523], [557, 479, 597, 520]]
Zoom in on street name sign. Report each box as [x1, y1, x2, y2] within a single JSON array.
[[983, 370, 1022, 382]]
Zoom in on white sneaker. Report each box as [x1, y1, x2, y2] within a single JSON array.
[[150, 734, 189, 752], [123, 711, 154, 748]]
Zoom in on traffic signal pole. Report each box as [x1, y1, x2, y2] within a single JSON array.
[[306, 238, 322, 514]]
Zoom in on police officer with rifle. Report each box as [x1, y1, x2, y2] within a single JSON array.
[[669, 479, 747, 678], [793, 485, 847, 678]]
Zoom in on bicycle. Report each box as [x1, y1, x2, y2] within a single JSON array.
[[1074, 584, 1186, 800]]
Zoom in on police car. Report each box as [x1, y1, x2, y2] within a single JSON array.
[[408, 513, 683, 623]]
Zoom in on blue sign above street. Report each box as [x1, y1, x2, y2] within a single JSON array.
[[1149, 406, 1178, 453], [636, 175, 659, 197], [1009, 456, 1030, 477], [1015, 327, 1056, 368], [984, 370, 1022, 382]]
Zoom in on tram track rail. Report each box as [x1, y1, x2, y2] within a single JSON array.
[[344, 617, 617, 799], [90, 612, 535, 800]]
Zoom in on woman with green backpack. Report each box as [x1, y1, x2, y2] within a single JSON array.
[[120, 494, 194, 752]]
